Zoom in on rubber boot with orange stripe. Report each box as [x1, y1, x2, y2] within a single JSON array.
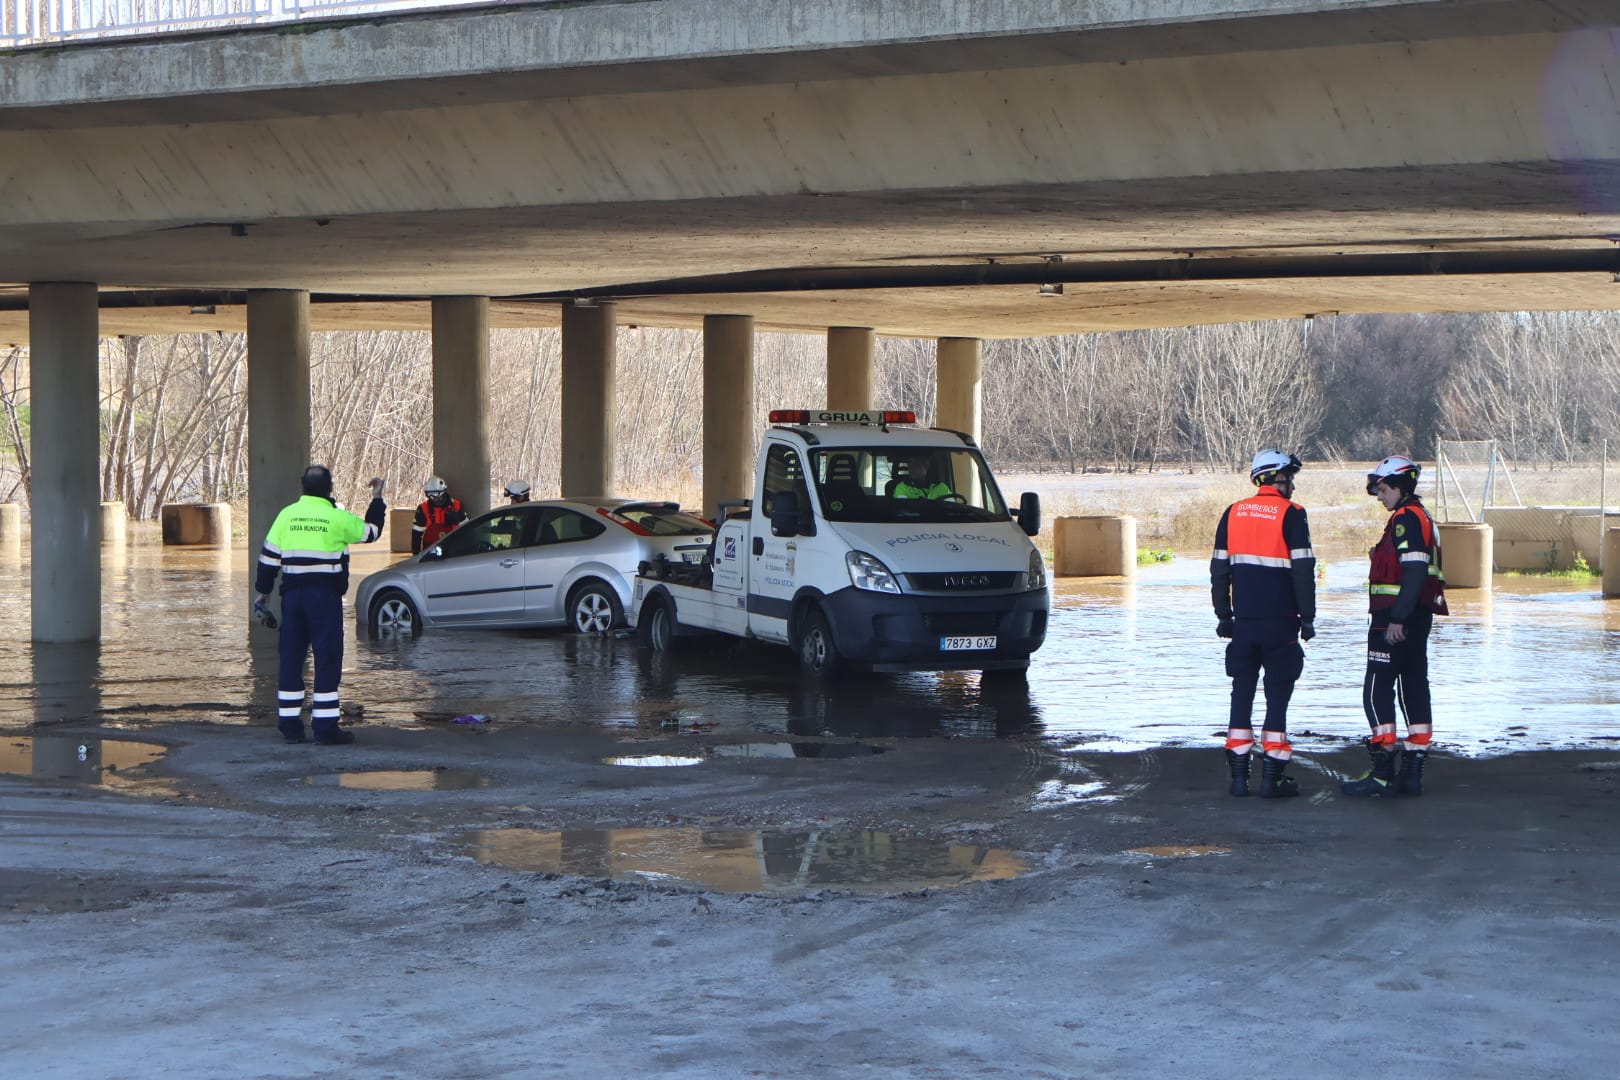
[[1396, 748, 1427, 796], [1342, 739, 1398, 797], [1258, 756, 1299, 799], [1225, 750, 1252, 797]]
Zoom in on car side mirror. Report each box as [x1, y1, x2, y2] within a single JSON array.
[[769, 491, 801, 537], [1016, 492, 1041, 537], [422, 545, 443, 561]]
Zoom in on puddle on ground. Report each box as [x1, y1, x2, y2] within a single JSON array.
[[467, 826, 1026, 894], [304, 768, 489, 791], [1129, 845, 1231, 858], [708, 742, 888, 759], [602, 755, 705, 768], [0, 735, 174, 795]]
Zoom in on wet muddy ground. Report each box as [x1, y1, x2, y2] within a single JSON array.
[[2, 535, 1618, 1077]]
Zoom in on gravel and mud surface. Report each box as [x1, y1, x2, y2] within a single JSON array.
[[4, 716, 1618, 1079]]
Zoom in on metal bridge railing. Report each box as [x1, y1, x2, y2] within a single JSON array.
[[3, 0, 500, 46]]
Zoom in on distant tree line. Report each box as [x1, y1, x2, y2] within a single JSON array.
[[2, 310, 1619, 515]]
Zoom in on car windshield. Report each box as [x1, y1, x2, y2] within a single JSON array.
[[609, 503, 713, 536], [808, 447, 1010, 524]]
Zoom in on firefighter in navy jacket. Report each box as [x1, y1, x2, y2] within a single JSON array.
[[1211, 450, 1317, 798], [1343, 455, 1447, 797], [255, 466, 387, 745]]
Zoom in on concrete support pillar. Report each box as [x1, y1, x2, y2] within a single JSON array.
[[248, 289, 311, 622], [826, 326, 875, 412], [560, 301, 617, 498], [1604, 528, 1620, 598], [432, 296, 492, 518], [936, 337, 982, 443], [0, 503, 24, 542], [1438, 522, 1493, 589], [703, 315, 755, 522], [161, 503, 231, 545], [29, 282, 100, 643], [1054, 515, 1137, 577], [100, 502, 126, 545]]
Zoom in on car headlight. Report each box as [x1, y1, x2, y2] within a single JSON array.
[[846, 550, 900, 594], [1027, 549, 1047, 590]]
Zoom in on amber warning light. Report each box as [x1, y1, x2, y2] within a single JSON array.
[[768, 409, 917, 425]]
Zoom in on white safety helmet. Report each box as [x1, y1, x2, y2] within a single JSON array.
[[1249, 449, 1302, 486], [504, 479, 532, 499], [423, 476, 448, 497], [1366, 455, 1420, 495]]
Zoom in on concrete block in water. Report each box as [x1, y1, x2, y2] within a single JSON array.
[[1054, 515, 1136, 577], [1438, 522, 1491, 589], [160, 503, 231, 546]]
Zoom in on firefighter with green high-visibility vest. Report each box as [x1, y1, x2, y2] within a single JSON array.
[[255, 465, 387, 745], [1343, 455, 1448, 797]]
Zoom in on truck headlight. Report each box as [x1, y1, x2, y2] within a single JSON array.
[[846, 551, 900, 594], [1027, 549, 1047, 590]]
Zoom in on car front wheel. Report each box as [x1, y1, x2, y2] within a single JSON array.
[[568, 580, 623, 634], [370, 588, 420, 637]]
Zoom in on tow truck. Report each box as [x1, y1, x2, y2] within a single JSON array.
[[629, 409, 1048, 676]]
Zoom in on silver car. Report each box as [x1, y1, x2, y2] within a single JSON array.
[[356, 498, 713, 636]]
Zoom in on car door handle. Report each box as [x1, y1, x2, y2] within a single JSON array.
[[500, 558, 518, 567], [752, 537, 764, 557]]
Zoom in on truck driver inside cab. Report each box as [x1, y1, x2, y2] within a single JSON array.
[[892, 453, 953, 500]]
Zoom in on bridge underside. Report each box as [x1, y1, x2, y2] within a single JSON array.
[[3, 5, 1620, 339]]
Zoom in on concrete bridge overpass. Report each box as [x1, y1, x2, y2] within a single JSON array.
[[4, 0, 1620, 639]]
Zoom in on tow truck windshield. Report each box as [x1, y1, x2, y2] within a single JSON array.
[[808, 447, 1010, 524]]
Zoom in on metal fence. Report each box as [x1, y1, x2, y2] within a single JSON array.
[[2, 0, 498, 44]]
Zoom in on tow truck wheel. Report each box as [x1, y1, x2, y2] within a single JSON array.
[[370, 589, 420, 637], [568, 580, 623, 634], [641, 597, 676, 651], [798, 608, 842, 678]]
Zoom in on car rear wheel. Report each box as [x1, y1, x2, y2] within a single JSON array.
[[568, 580, 623, 634], [797, 607, 842, 679], [370, 589, 420, 637]]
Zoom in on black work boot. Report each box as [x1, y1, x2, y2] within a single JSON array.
[[1341, 740, 1398, 797], [1258, 755, 1300, 799], [1396, 748, 1427, 796], [1225, 749, 1252, 797]]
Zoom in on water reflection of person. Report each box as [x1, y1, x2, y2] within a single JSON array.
[[1342, 456, 1448, 798], [1211, 450, 1315, 799]]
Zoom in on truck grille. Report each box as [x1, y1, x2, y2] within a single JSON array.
[[926, 613, 1002, 637], [906, 571, 1018, 592]]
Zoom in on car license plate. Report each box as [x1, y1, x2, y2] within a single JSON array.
[[681, 550, 706, 563], [940, 635, 996, 651]]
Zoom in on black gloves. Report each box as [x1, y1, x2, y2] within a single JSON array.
[[1216, 618, 1235, 639], [1300, 621, 1316, 642]]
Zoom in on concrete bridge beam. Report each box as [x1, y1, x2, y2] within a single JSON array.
[[936, 337, 981, 445]]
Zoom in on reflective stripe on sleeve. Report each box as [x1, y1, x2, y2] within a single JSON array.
[[1290, 548, 1315, 560], [1400, 552, 1430, 563], [1211, 548, 1229, 560]]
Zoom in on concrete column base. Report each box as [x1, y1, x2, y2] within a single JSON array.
[[161, 503, 232, 546], [0, 503, 20, 542], [1604, 528, 1620, 598], [389, 507, 417, 553], [100, 502, 126, 545], [1438, 522, 1492, 588], [1054, 515, 1136, 577]]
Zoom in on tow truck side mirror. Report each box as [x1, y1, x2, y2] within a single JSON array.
[[1016, 492, 1041, 537], [769, 491, 802, 537]]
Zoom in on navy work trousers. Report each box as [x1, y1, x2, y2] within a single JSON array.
[[277, 586, 346, 740], [1364, 610, 1432, 734], [1226, 617, 1304, 733]]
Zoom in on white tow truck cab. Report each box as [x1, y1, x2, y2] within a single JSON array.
[[630, 409, 1048, 676]]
